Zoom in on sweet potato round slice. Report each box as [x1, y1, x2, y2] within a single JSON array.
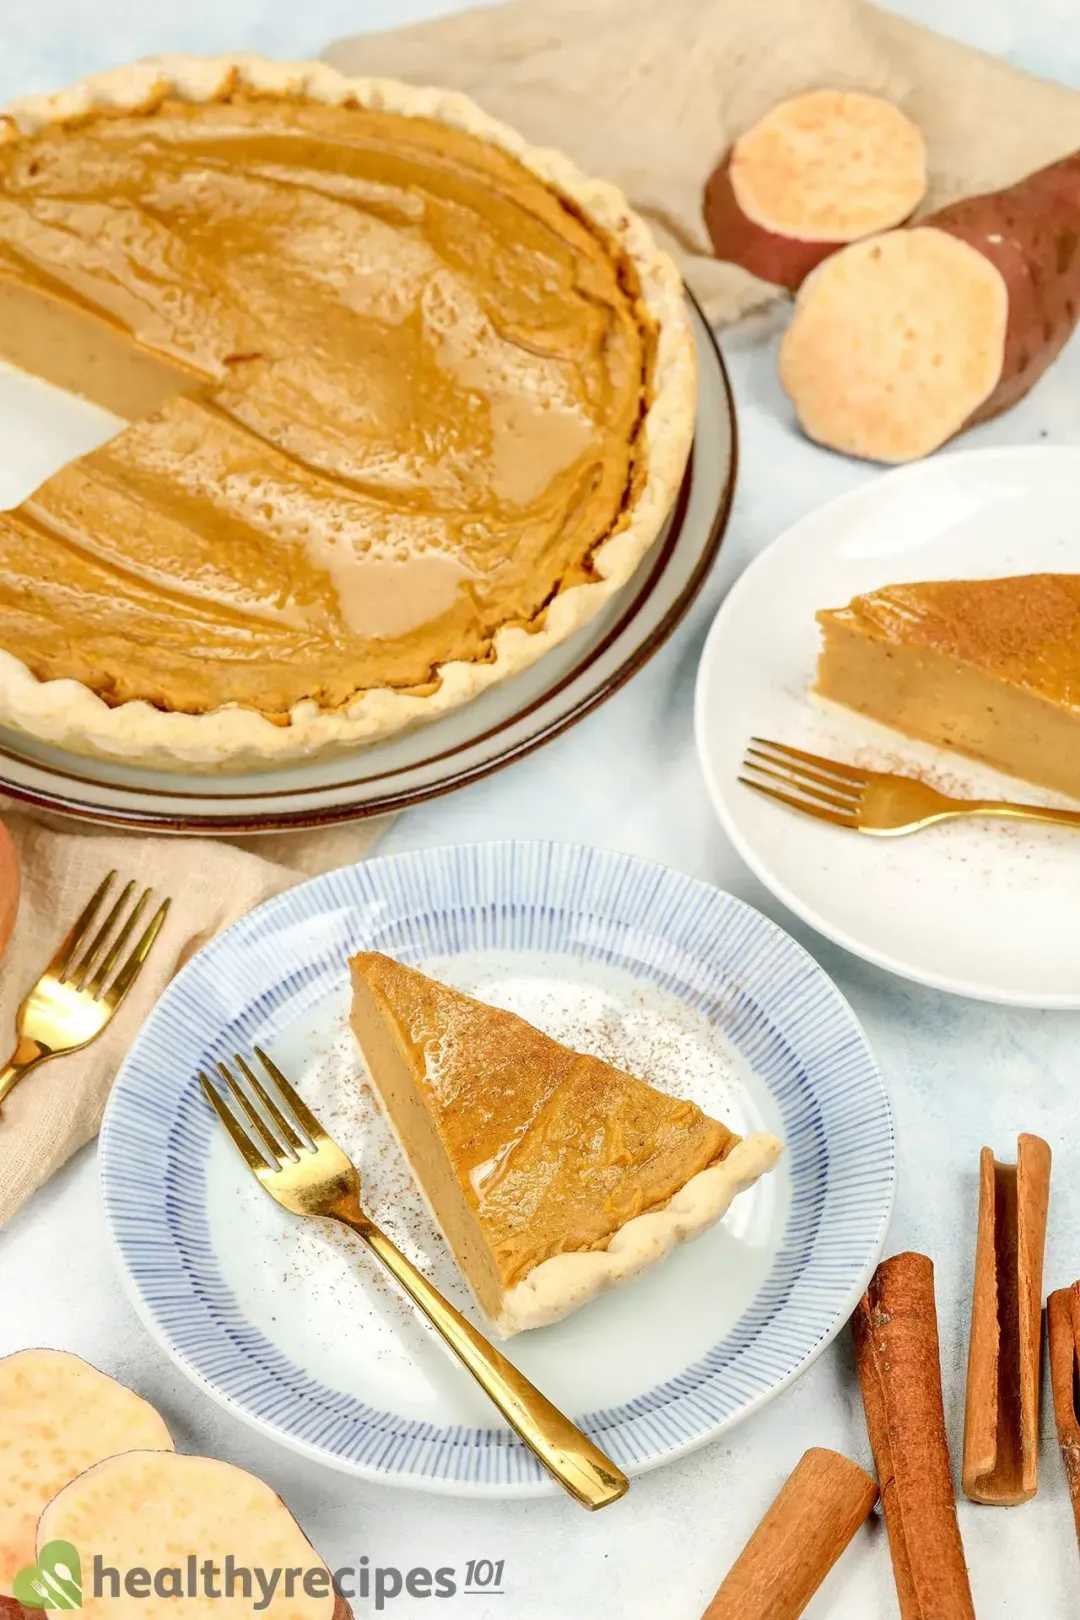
[[38, 1451, 341, 1620], [778, 228, 1009, 462], [704, 90, 927, 290], [0, 1350, 173, 1597]]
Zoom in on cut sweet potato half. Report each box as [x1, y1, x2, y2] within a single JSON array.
[[779, 227, 1009, 462], [780, 149, 1080, 461], [37, 1451, 343, 1619], [704, 90, 927, 290], [0, 1350, 173, 1598]]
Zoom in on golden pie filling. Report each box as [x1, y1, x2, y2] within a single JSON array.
[[0, 90, 664, 737], [816, 574, 1080, 799]]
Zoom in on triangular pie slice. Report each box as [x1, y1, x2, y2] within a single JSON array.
[[816, 574, 1080, 800], [349, 952, 782, 1335]]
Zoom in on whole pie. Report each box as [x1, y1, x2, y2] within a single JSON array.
[[349, 951, 782, 1334], [816, 574, 1080, 798], [0, 56, 696, 770]]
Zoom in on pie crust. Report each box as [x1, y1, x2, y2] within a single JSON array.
[[0, 55, 696, 770], [494, 1133, 782, 1334]]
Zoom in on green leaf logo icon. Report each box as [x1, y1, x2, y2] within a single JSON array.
[[12, 1542, 82, 1609]]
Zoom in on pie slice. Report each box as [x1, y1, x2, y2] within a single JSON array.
[[815, 574, 1080, 799], [349, 952, 782, 1335]]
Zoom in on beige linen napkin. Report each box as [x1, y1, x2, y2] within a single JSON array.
[[0, 806, 389, 1225], [326, 0, 1080, 325]]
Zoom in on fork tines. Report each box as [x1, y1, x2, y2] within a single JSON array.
[[739, 737, 868, 829], [199, 1047, 322, 1172], [54, 868, 171, 1001]]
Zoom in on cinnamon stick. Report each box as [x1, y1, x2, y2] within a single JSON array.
[[852, 1252, 975, 1619], [963, 1133, 1051, 1504], [700, 1447, 877, 1620], [1048, 1283, 1080, 1547]]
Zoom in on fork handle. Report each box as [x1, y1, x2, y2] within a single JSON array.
[[964, 801, 1080, 829], [0, 1036, 49, 1111], [334, 1212, 628, 1510]]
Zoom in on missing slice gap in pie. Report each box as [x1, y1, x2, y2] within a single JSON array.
[[0, 56, 696, 770]]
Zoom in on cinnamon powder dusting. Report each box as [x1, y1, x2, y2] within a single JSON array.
[[822, 573, 1080, 707]]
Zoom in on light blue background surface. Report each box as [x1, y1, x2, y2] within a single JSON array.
[[3, 3, 1080, 1615]]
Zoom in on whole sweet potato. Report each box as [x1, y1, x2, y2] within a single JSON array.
[[780, 150, 1080, 462]]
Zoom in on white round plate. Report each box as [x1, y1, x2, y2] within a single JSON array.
[[0, 300, 733, 834], [695, 444, 1080, 1007], [100, 842, 893, 1496]]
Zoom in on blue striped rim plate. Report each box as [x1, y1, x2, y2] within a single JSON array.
[[100, 841, 894, 1497]]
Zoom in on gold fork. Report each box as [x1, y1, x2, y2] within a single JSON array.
[[0, 870, 171, 1110], [200, 1047, 629, 1512], [741, 738, 1080, 837]]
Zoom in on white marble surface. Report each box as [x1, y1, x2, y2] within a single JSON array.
[[3, 2, 1080, 1615]]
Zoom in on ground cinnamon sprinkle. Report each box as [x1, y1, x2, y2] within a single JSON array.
[[845, 575, 1080, 701]]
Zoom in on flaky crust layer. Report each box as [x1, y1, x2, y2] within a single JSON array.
[[495, 1133, 784, 1335], [0, 54, 696, 770]]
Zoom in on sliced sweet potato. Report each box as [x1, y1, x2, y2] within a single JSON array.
[[38, 1452, 341, 1619], [0, 1350, 173, 1598], [780, 150, 1080, 461], [704, 90, 927, 290]]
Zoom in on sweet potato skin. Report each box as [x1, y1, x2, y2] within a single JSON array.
[[704, 154, 842, 290], [931, 152, 1080, 425]]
